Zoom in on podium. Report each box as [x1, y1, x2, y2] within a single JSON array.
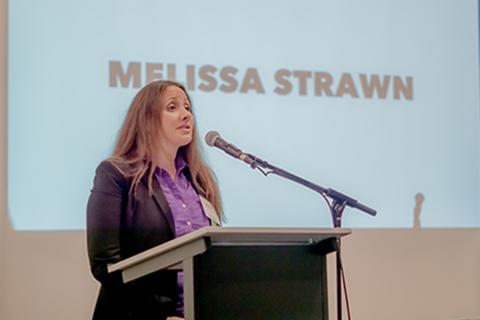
[[108, 227, 351, 320]]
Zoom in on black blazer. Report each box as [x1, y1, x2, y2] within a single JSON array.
[[87, 160, 181, 320]]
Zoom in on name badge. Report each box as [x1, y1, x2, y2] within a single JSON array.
[[199, 196, 221, 226]]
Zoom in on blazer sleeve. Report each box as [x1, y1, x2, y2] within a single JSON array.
[[86, 160, 128, 288]]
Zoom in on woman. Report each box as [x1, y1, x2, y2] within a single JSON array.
[[87, 80, 223, 320]]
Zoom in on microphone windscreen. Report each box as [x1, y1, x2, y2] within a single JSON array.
[[205, 130, 220, 146]]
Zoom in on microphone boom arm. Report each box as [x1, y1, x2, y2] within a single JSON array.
[[245, 153, 377, 228]]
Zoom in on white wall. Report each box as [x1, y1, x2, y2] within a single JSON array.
[[341, 229, 480, 319], [0, 0, 479, 318]]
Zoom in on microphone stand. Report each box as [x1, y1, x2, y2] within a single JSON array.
[[245, 153, 377, 320]]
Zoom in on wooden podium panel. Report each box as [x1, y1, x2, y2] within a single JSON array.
[[108, 227, 351, 320], [194, 245, 330, 320]]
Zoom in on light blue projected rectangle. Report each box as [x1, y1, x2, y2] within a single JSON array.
[[8, 0, 480, 230]]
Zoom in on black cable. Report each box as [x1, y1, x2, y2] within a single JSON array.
[[338, 248, 352, 320]]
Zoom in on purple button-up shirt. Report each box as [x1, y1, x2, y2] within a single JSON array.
[[156, 155, 211, 316]]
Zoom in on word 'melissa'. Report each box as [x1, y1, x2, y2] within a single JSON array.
[[109, 61, 413, 100]]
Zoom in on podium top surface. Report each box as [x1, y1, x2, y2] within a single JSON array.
[[108, 227, 351, 273]]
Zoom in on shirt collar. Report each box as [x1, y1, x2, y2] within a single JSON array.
[[175, 154, 188, 173], [156, 153, 188, 178]]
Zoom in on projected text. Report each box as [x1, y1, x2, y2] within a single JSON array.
[[109, 61, 414, 100]]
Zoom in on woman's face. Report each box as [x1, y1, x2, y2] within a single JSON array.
[[158, 85, 194, 150]]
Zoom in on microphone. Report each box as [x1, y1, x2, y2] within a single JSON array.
[[205, 131, 255, 166]]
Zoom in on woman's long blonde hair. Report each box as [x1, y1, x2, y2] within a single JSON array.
[[110, 80, 223, 220]]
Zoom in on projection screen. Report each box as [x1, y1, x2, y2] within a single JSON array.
[[8, 0, 480, 230]]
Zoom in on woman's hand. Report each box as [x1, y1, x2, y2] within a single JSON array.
[[166, 317, 184, 320]]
